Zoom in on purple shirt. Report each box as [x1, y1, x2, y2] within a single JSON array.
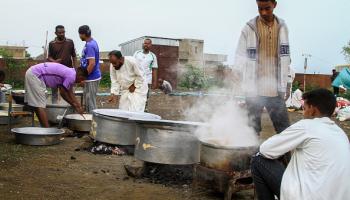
[[30, 62, 76, 90]]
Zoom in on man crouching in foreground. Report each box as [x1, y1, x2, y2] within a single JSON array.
[[251, 89, 350, 200], [24, 62, 87, 127]]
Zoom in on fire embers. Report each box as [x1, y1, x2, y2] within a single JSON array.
[[141, 162, 194, 187], [79, 140, 135, 156]]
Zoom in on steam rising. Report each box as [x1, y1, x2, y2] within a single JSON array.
[[185, 88, 258, 147]]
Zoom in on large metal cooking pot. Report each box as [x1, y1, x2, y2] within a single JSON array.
[[64, 114, 92, 132], [133, 119, 207, 165], [200, 139, 258, 171], [46, 104, 73, 124], [91, 109, 161, 145], [11, 90, 25, 104], [0, 103, 24, 112], [12, 127, 64, 146]]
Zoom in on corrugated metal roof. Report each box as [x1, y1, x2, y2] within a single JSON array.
[[119, 36, 180, 47]]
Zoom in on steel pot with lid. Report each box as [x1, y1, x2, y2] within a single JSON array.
[[91, 109, 161, 145], [133, 119, 207, 165], [200, 139, 259, 171]]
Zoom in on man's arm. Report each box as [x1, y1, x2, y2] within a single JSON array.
[[132, 61, 146, 90], [86, 58, 96, 75], [260, 121, 308, 159], [47, 42, 60, 63], [59, 87, 83, 114], [152, 54, 158, 88], [71, 41, 77, 68], [109, 64, 120, 103]]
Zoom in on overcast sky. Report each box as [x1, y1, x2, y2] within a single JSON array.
[[1, 0, 349, 73]]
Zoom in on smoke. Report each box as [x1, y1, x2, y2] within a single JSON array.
[[184, 88, 258, 147]]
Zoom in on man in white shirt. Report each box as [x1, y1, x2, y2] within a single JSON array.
[[158, 78, 172, 95], [134, 39, 158, 111], [286, 83, 303, 110], [251, 88, 350, 200], [108, 50, 148, 112], [134, 38, 158, 87]]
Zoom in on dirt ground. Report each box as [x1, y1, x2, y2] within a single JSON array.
[[1, 94, 349, 200]]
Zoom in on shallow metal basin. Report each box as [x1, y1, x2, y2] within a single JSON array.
[[12, 127, 64, 146]]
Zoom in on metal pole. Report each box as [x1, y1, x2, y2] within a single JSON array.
[[302, 54, 312, 92]]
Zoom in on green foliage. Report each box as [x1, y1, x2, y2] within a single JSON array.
[[292, 81, 300, 92], [342, 41, 350, 62], [179, 65, 209, 90], [0, 48, 26, 88], [99, 72, 111, 88]]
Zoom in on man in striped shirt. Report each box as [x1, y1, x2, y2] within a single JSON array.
[[235, 0, 291, 135]]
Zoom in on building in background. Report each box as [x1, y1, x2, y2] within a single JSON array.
[[0, 45, 28, 59], [335, 64, 350, 72], [119, 36, 228, 88]]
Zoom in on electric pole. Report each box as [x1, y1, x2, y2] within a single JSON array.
[[302, 53, 312, 92]]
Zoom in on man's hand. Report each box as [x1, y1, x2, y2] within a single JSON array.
[[108, 94, 117, 104], [129, 84, 136, 93], [78, 81, 85, 87], [75, 105, 84, 115], [0, 83, 4, 87]]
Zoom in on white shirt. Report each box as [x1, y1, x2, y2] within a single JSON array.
[[133, 50, 158, 85], [260, 117, 350, 200], [286, 89, 303, 109], [110, 56, 147, 95]]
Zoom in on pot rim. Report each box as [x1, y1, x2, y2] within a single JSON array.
[[131, 118, 209, 128], [46, 104, 72, 108], [11, 127, 65, 136], [93, 109, 161, 120], [200, 139, 259, 150], [64, 114, 92, 121]]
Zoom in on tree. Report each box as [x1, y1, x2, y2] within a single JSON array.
[[342, 41, 350, 62], [0, 48, 26, 88]]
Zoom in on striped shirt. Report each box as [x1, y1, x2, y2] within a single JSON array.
[[257, 17, 279, 97]]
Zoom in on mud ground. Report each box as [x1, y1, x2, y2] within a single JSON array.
[[1, 94, 349, 200]]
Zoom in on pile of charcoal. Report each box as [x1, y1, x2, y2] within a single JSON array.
[[78, 141, 134, 156], [141, 162, 194, 187]]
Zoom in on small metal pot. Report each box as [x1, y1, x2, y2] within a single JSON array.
[[134, 119, 207, 165], [12, 127, 64, 146], [200, 140, 258, 171], [0, 103, 24, 112], [91, 109, 161, 145], [64, 114, 92, 132], [46, 104, 73, 124]]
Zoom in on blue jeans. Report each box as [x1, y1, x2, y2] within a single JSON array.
[[251, 155, 285, 200]]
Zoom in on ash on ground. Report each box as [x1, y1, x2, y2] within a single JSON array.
[[140, 162, 194, 187]]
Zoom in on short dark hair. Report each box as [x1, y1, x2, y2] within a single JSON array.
[[144, 38, 152, 43], [302, 89, 336, 117], [256, 0, 276, 2], [76, 67, 88, 78], [78, 25, 91, 37], [108, 50, 123, 59], [55, 25, 64, 32]]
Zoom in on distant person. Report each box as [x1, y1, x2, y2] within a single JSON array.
[[133, 39, 158, 110], [108, 50, 148, 112], [251, 89, 350, 200], [286, 83, 303, 110], [78, 25, 101, 113], [48, 25, 77, 104], [24, 63, 87, 127], [234, 0, 291, 135], [0, 70, 6, 103], [158, 78, 172, 95], [331, 69, 340, 96]]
